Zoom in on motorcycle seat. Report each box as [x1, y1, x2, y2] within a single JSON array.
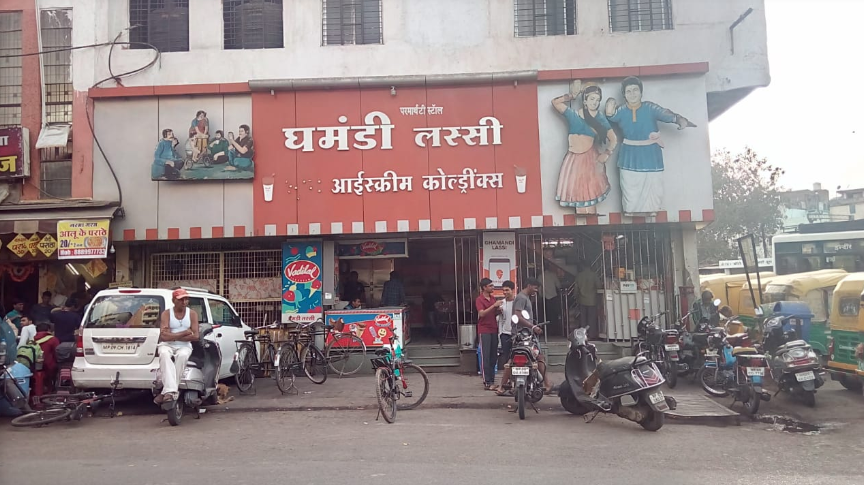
[[777, 340, 808, 351], [597, 356, 646, 379], [731, 346, 758, 356]]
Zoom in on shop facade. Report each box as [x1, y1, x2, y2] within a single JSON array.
[[97, 67, 713, 351]]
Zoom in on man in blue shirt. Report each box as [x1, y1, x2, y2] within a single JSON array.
[[5, 300, 24, 332], [380, 272, 406, 307], [0, 311, 17, 365]]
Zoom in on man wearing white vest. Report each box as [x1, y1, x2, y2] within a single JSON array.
[[154, 288, 200, 405]]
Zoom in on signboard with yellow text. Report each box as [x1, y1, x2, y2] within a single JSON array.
[[57, 220, 110, 259]]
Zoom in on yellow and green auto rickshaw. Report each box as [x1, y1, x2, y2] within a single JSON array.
[[759, 269, 848, 356], [736, 275, 778, 329], [827, 273, 864, 392], [699, 273, 775, 312]]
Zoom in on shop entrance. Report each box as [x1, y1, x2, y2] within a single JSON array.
[[337, 235, 479, 348]]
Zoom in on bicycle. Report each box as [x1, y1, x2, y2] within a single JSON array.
[[323, 319, 367, 376], [370, 334, 430, 424], [11, 372, 120, 428], [234, 322, 293, 394], [281, 319, 328, 385]]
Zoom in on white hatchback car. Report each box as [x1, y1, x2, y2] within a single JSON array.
[[73, 287, 252, 390]]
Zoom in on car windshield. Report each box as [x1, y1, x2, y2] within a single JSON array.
[[85, 295, 165, 328]]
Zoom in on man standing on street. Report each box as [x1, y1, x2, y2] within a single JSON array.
[[575, 261, 601, 339], [511, 278, 554, 394], [155, 289, 199, 405], [50, 299, 81, 343], [493, 280, 516, 393], [475, 278, 502, 390], [30, 291, 55, 325]]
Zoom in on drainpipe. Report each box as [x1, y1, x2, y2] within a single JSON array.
[[729, 8, 754, 55]]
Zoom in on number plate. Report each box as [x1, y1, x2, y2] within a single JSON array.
[[705, 349, 718, 357], [746, 367, 765, 377], [664, 344, 679, 351], [795, 370, 815, 382], [648, 391, 665, 404], [512, 367, 530, 376], [101, 343, 138, 354]]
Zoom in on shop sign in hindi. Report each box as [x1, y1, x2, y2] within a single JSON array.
[[26, 234, 40, 256], [0, 127, 30, 180], [57, 220, 110, 259], [7, 234, 29, 258], [38, 234, 57, 258]]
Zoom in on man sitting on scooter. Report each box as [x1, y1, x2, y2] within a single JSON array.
[[511, 278, 555, 394], [154, 289, 200, 405]]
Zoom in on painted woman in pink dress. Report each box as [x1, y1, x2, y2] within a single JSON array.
[[552, 82, 618, 214]]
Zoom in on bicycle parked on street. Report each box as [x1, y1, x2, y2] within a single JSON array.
[[233, 322, 292, 394], [371, 334, 429, 424], [11, 372, 120, 428], [323, 319, 367, 376], [280, 318, 329, 385]]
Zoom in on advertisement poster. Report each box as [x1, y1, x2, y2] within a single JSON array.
[[336, 239, 408, 259], [0, 127, 30, 180], [282, 241, 324, 323], [481, 232, 516, 296], [324, 309, 404, 348], [56, 220, 110, 260]]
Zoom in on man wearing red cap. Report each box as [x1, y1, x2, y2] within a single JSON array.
[[154, 289, 200, 404]]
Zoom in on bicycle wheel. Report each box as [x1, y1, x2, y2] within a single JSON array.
[[235, 344, 256, 393], [11, 407, 72, 427], [326, 333, 366, 376], [396, 363, 430, 410], [275, 345, 297, 394], [375, 368, 397, 424], [300, 345, 328, 385], [40, 393, 86, 407]]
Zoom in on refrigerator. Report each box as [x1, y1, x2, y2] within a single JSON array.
[[349, 258, 394, 306]]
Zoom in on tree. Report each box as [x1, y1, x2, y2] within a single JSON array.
[[698, 147, 784, 265]]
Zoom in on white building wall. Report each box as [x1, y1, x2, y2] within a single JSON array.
[[69, 0, 769, 95]]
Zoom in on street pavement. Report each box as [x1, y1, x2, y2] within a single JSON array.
[[1, 372, 863, 484]]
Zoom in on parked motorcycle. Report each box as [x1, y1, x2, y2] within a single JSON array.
[[762, 315, 824, 407], [674, 312, 713, 380], [152, 323, 222, 426], [504, 311, 548, 420], [632, 311, 679, 389], [697, 317, 770, 415], [559, 327, 677, 431]]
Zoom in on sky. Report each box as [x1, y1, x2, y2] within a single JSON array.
[[709, 0, 864, 195]]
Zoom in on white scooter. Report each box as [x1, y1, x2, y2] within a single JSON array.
[[153, 323, 221, 426]]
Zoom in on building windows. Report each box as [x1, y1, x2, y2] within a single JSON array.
[[129, 0, 190, 53], [0, 12, 22, 128], [40, 10, 72, 124], [608, 0, 673, 33], [223, 0, 284, 50], [39, 9, 73, 199], [514, 0, 576, 37], [322, 0, 383, 46]]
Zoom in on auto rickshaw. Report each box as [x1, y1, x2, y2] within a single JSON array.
[[827, 273, 864, 392], [759, 269, 848, 357], [736, 275, 777, 330], [699, 273, 775, 313]]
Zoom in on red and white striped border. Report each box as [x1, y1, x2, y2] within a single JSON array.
[[114, 210, 714, 241]]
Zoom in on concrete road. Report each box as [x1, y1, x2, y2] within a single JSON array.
[[2, 405, 862, 485]]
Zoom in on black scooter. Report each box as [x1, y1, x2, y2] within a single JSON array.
[[559, 327, 677, 431]]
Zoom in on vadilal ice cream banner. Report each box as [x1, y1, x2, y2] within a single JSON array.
[[282, 241, 324, 323]]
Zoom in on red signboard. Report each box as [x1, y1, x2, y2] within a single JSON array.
[[252, 83, 541, 235], [0, 128, 30, 180]]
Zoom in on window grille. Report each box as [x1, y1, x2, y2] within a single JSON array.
[[223, 0, 283, 50], [0, 12, 22, 128], [322, 0, 383, 46], [129, 0, 190, 52], [40, 9, 72, 124], [39, 146, 72, 198], [608, 0, 673, 33], [514, 0, 576, 37]]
